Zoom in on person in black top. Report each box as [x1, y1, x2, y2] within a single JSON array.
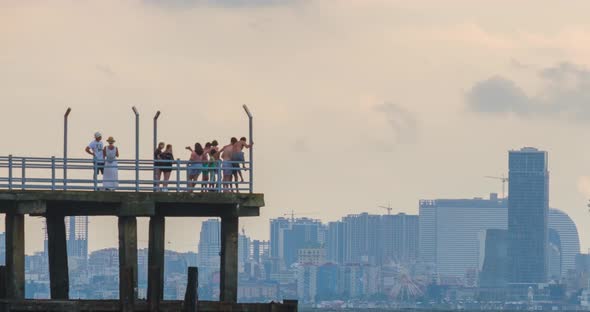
[[154, 142, 165, 190], [159, 144, 174, 191]]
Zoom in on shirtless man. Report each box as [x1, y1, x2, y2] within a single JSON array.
[[231, 137, 253, 190], [219, 138, 238, 191]]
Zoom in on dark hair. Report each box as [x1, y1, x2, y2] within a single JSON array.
[[212, 140, 219, 146], [210, 149, 217, 156], [231, 137, 238, 144], [194, 143, 204, 156], [240, 137, 247, 142], [205, 142, 212, 148], [165, 144, 172, 152]]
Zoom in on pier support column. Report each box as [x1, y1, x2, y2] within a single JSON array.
[[46, 214, 69, 299], [147, 216, 165, 311], [220, 216, 238, 303], [118, 216, 138, 311], [5, 213, 24, 300]]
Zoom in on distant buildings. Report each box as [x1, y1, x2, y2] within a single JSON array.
[[269, 217, 323, 269], [479, 229, 509, 288], [342, 213, 381, 265], [418, 193, 579, 284], [381, 213, 419, 265], [419, 194, 506, 282], [198, 219, 221, 286], [508, 147, 549, 283], [326, 213, 418, 267], [549, 209, 581, 277]]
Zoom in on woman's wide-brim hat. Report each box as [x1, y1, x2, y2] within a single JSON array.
[[106, 136, 116, 143]]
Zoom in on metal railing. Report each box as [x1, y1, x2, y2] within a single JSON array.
[[0, 155, 252, 193]]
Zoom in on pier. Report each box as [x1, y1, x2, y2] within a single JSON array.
[[0, 106, 296, 311]]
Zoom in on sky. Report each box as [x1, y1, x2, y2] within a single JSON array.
[[1, 0, 590, 254]]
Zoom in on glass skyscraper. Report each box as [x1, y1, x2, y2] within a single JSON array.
[[508, 147, 549, 283]]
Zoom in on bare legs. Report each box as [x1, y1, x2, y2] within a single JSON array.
[[161, 171, 171, 191]]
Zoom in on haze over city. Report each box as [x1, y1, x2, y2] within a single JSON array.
[[2, 0, 590, 258]]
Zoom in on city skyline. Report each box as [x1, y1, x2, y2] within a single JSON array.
[[3, 1, 590, 254]]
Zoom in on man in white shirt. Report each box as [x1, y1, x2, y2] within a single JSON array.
[[85, 132, 105, 176]]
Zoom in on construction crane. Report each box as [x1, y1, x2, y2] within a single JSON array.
[[378, 202, 393, 215], [283, 210, 317, 222], [485, 175, 509, 199]]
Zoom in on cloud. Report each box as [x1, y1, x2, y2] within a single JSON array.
[[142, 0, 301, 8], [373, 103, 418, 145], [466, 62, 590, 122]]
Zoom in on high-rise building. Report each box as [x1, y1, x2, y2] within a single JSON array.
[[420, 192, 579, 282], [238, 233, 251, 273], [418, 194, 506, 281], [43, 216, 89, 260], [479, 229, 509, 288], [316, 263, 339, 300], [548, 209, 581, 276], [342, 213, 381, 265], [508, 147, 549, 283], [326, 221, 345, 264], [270, 218, 290, 260], [198, 219, 221, 284], [269, 217, 322, 268], [548, 228, 562, 280], [418, 202, 437, 265], [381, 213, 418, 264], [297, 264, 318, 303], [67, 216, 89, 264]]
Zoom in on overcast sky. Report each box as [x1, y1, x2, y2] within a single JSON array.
[[2, 0, 590, 254]]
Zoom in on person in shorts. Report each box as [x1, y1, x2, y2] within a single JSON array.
[[159, 144, 174, 191], [231, 137, 253, 191], [85, 132, 105, 176], [186, 143, 205, 191], [219, 138, 237, 192]]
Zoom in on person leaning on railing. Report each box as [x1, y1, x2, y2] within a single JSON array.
[[159, 144, 174, 192], [185, 143, 205, 192], [154, 142, 165, 190], [207, 147, 220, 192], [231, 137, 253, 189]]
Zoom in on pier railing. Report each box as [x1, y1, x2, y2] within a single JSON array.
[[0, 155, 252, 193]]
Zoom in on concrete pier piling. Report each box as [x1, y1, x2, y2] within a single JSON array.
[[5, 212, 25, 300], [0, 190, 299, 312], [46, 213, 70, 299]]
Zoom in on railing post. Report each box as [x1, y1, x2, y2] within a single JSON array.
[[8, 155, 13, 190], [64, 108, 71, 191], [132, 107, 140, 193], [176, 159, 181, 192], [217, 160, 222, 192], [21, 158, 25, 190], [51, 156, 56, 191], [243, 105, 253, 194], [93, 160, 98, 191]]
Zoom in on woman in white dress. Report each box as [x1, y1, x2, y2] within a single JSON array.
[[103, 136, 119, 191]]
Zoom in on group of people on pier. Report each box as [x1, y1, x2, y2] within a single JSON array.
[[86, 132, 251, 192]]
